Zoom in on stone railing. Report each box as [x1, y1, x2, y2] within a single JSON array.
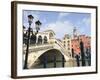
[[54, 39, 70, 57], [23, 43, 54, 53]]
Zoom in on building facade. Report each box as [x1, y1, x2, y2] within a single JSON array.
[[62, 34, 72, 57], [71, 35, 91, 57]]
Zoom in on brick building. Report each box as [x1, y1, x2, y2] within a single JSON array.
[[71, 35, 91, 57], [71, 27, 91, 57]]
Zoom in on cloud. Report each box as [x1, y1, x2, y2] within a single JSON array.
[[40, 15, 91, 39], [59, 13, 70, 18], [58, 13, 70, 20], [76, 17, 91, 36], [82, 17, 91, 27], [41, 20, 74, 39], [41, 18, 47, 24], [23, 10, 40, 29], [23, 10, 91, 37]]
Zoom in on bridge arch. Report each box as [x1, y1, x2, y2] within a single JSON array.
[[38, 49, 65, 61], [29, 48, 69, 68]]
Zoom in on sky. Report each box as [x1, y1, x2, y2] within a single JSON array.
[[23, 10, 91, 39]]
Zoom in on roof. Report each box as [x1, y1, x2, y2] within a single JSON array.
[[43, 29, 55, 35]]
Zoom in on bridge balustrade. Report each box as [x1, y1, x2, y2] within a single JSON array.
[[23, 43, 54, 53]]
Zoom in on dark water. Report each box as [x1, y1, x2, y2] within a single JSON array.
[[30, 60, 90, 69], [32, 61, 64, 68]]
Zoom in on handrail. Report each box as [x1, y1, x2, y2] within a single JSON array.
[[55, 39, 70, 57], [23, 44, 54, 52]]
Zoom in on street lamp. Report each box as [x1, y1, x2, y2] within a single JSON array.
[[35, 20, 42, 34], [28, 15, 34, 25], [24, 15, 34, 69]]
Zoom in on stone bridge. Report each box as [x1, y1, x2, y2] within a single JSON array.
[[23, 39, 72, 68]]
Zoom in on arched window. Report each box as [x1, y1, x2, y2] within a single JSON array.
[[44, 36, 48, 43], [38, 35, 42, 44]]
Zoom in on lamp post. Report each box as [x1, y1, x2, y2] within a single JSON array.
[[35, 20, 42, 34], [35, 20, 42, 45], [24, 15, 34, 69]]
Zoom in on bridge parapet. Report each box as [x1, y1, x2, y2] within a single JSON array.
[[23, 39, 71, 58], [54, 39, 71, 58], [23, 43, 54, 53]]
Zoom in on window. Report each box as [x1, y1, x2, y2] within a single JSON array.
[[67, 41, 70, 43], [68, 47, 70, 50], [67, 36, 70, 39], [64, 41, 66, 43], [68, 43, 70, 46], [64, 44, 66, 47]]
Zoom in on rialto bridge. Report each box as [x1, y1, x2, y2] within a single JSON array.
[[23, 30, 76, 68]]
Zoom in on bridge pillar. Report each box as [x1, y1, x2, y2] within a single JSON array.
[[62, 55, 65, 67], [75, 54, 80, 67], [54, 53, 56, 68], [80, 41, 86, 66], [43, 55, 47, 68]]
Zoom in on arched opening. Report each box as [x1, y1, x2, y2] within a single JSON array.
[[38, 35, 42, 44], [49, 33, 54, 39], [30, 49, 66, 69], [44, 36, 48, 43], [30, 33, 37, 44]]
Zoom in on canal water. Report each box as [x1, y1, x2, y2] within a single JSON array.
[[29, 59, 90, 69]]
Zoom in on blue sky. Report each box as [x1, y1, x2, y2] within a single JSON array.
[[23, 10, 91, 39]]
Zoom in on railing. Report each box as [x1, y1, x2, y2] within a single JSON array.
[[23, 43, 54, 53], [23, 39, 70, 58], [55, 39, 70, 57]]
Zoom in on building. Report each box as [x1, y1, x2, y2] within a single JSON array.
[[71, 35, 91, 57], [71, 27, 91, 58], [62, 34, 72, 57], [78, 35, 91, 49], [71, 38, 80, 56]]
